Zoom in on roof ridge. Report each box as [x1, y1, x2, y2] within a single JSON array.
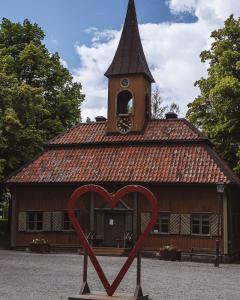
[[46, 139, 208, 149]]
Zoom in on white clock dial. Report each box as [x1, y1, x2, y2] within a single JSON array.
[[120, 78, 129, 88]]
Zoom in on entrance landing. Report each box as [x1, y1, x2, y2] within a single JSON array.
[[69, 292, 148, 299], [79, 247, 129, 256]]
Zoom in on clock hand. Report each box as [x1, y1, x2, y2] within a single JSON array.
[[121, 122, 130, 127], [119, 120, 130, 127]]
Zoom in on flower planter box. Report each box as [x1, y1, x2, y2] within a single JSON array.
[[160, 249, 181, 261], [30, 243, 50, 254]]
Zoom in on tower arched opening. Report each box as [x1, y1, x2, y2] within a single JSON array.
[[145, 94, 150, 120], [117, 90, 133, 115]]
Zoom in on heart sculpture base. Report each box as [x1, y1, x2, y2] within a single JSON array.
[[68, 292, 149, 300]]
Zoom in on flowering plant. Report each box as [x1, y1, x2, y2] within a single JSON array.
[[30, 238, 50, 253], [160, 245, 177, 252], [159, 245, 181, 261], [31, 238, 49, 245]]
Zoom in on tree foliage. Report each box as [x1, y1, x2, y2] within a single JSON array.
[[187, 15, 240, 175], [151, 86, 180, 119], [86, 117, 94, 124], [0, 18, 85, 181]]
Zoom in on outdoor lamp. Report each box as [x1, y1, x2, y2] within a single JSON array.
[[217, 184, 225, 194]]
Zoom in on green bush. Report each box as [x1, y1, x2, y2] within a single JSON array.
[[0, 219, 8, 233]]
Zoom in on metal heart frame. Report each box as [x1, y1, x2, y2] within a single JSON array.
[[67, 184, 159, 296]]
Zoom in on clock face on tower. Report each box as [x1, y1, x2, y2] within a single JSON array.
[[120, 78, 129, 88], [117, 116, 133, 134]]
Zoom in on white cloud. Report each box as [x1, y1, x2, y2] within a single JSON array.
[[74, 0, 240, 121], [60, 58, 68, 69], [169, 0, 240, 21], [84, 27, 98, 34], [51, 38, 59, 45]]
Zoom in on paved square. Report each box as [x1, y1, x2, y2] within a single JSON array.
[[0, 250, 240, 300]]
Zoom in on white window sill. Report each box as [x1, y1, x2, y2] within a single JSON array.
[[151, 232, 170, 235]]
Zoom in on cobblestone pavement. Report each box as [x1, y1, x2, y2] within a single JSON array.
[[1, 250, 240, 300]]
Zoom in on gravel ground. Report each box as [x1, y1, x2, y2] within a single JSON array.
[[1, 250, 240, 300]]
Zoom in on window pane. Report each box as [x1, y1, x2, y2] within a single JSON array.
[[36, 221, 43, 230], [28, 221, 35, 230], [192, 225, 200, 234], [160, 214, 169, 233], [36, 213, 43, 222], [63, 212, 72, 230], [63, 212, 69, 223], [192, 215, 210, 235], [27, 212, 43, 231], [161, 223, 169, 233], [202, 225, 209, 235], [192, 216, 200, 223], [28, 213, 35, 222], [153, 223, 160, 233], [202, 216, 209, 222], [201, 216, 209, 234], [192, 215, 200, 234]]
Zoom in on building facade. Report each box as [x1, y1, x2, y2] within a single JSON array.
[[7, 0, 240, 260]]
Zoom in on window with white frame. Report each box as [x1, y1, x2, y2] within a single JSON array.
[[63, 211, 81, 231], [152, 213, 170, 234], [27, 212, 43, 231], [191, 214, 210, 235]]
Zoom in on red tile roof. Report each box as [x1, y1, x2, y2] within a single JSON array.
[[5, 145, 231, 184], [7, 119, 240, 185], [48, 119, 205, 146]]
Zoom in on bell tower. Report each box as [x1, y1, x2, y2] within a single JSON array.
[[105, 0, 155, 134]]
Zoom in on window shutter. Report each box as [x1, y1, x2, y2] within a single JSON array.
[[180, 214, 191, 235], [125, 214, 133, 232], [141, 212, 151, 233], [18, 212, 27, 231], [52, 212, 62, 231], [43, 212, 52, 231], [170, 214, 180, 234], [210, 214, 222, 236]]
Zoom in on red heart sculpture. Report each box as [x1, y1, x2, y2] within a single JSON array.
[[67, 184, 159, 296]]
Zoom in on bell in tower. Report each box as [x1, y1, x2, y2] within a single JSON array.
[[105, 0, 155, 134]]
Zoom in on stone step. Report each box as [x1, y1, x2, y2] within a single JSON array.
[[80, 247, 129, 256], [68, 291, 140, 299]]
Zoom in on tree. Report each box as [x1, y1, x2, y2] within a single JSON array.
[[187, 15, 240, 175], [0, 18, 85, 183], [151, 86, 180, 118], [86, 117, 94, 124]]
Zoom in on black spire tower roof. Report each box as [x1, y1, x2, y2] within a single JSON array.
[[105, 0, 155, 82]]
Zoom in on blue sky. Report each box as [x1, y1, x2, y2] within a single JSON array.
[[1, 0, 240, 120], [0, 0, 196, 70]]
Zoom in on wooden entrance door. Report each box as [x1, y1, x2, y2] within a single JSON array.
[[104, 213, 125, 247]]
